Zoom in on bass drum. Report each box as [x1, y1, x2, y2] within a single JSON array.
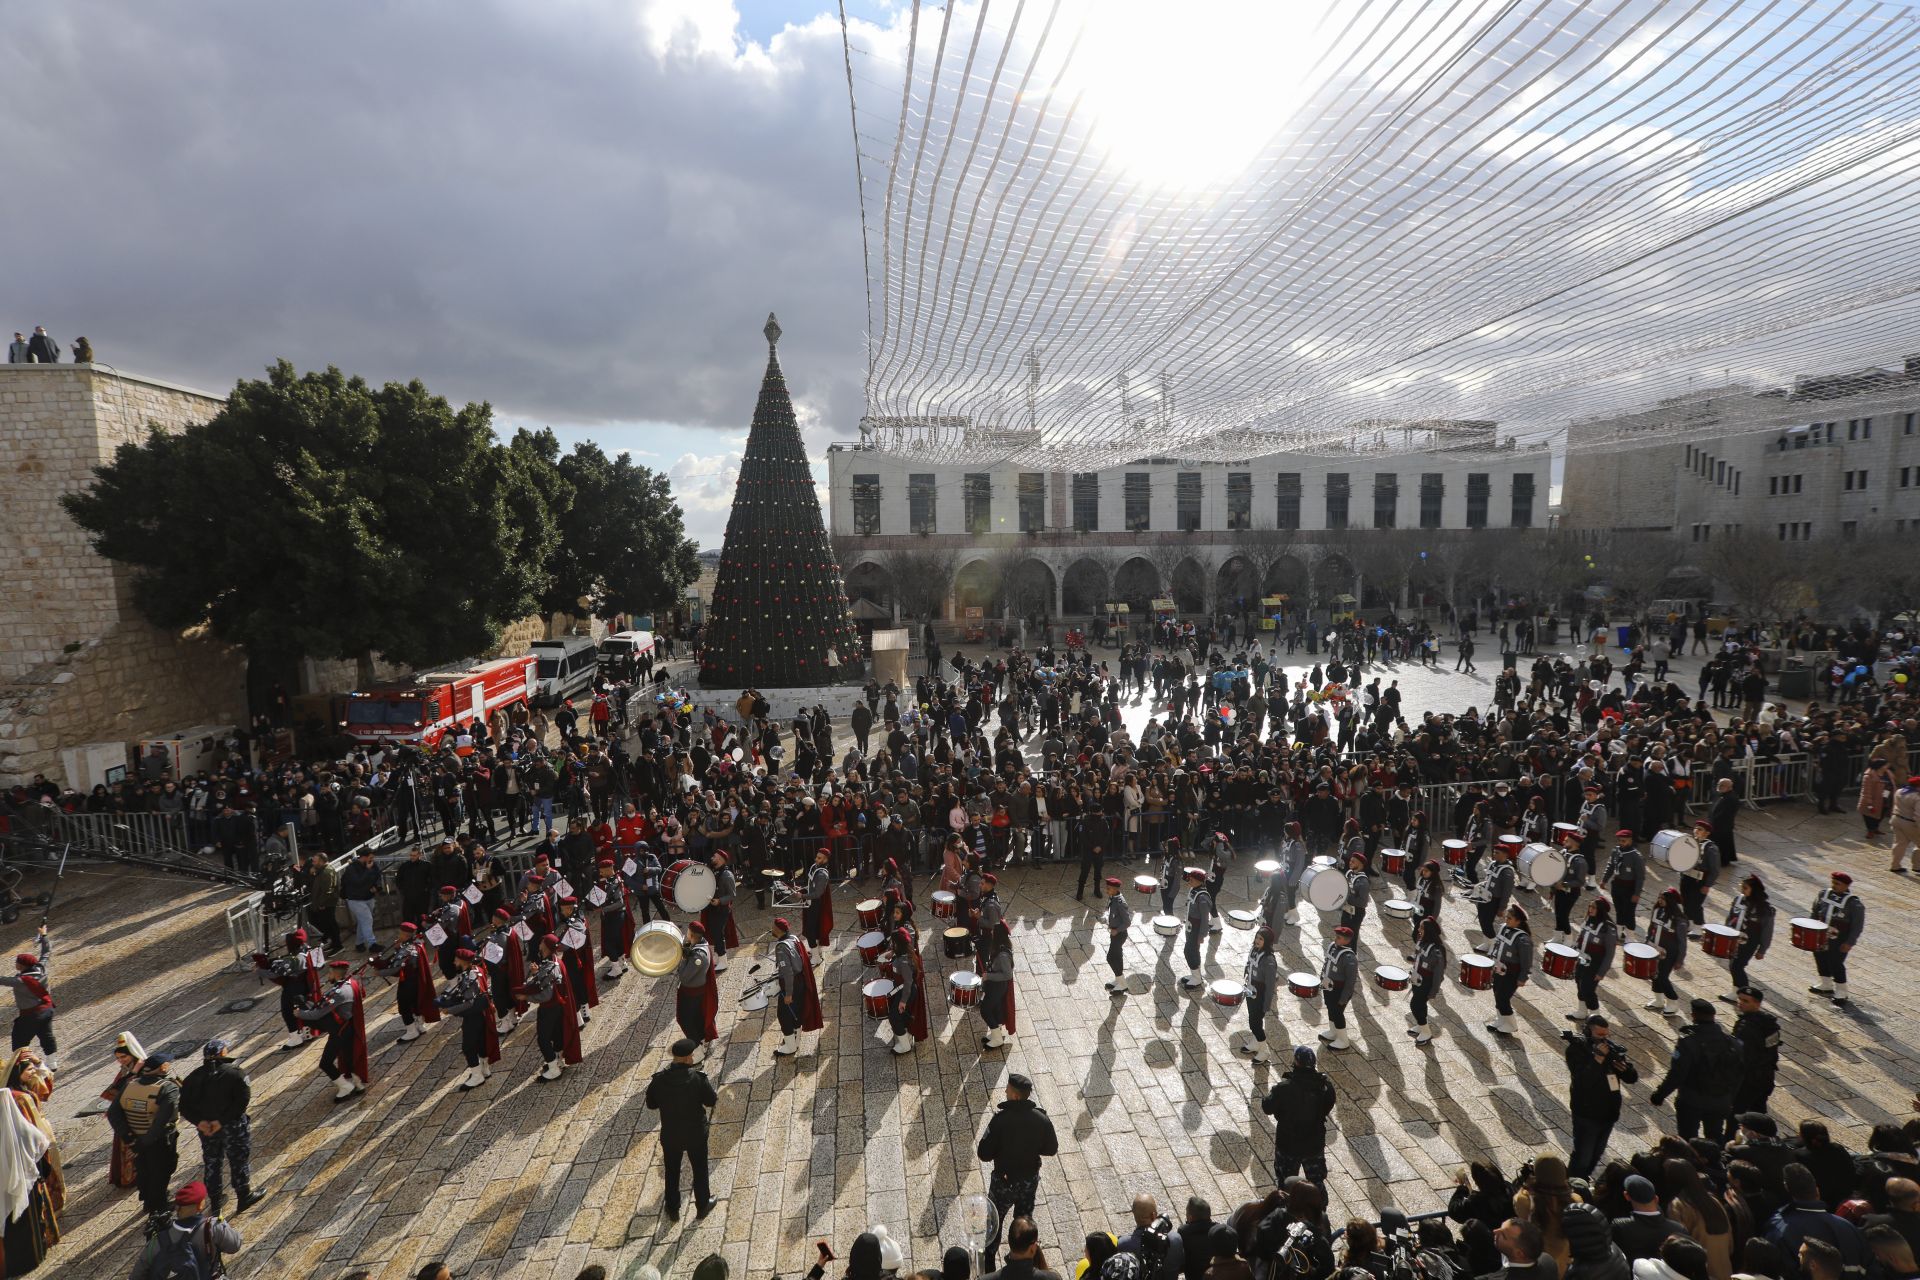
[[1301, 865, 1347, 912], [629, 920, 685, 977], [1518, 842, 1568, 888], [663, 859, 717, 913], [1650, 829, 1700, 873]]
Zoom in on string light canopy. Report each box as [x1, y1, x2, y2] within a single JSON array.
[[838, 0, 1920, 466]]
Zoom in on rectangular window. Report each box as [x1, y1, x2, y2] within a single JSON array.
[[1842, 520, 1858, 539], [1176, 471, 1202, 531], [1716, 460, 1726, 485], [1017, 472, 1045, 532], [1275, 473, 1301, 530], [1373, 473, 1398, 528], [1848, 419, 1859, 441], [1512, 473, 1536, 527], [963, 472, 992, 535], [1226, 472, 1251, 530], [1794, 475, 1803, 494], [1769, 477, 1778, 496], [1844, 472, 1853, 492], [1901, 466, 1912, 489], [1466, 472, 1490, 529], [1733, 471, 1740, 496], [908, 473, 937, 534], [1825, 422, 1835, 442], [1778, 523, 1787, 541], [1125, 472, 1151, 532], [1071, 472, 1100, 530], [1906, 413, 1915, 436], [1859, 469, 1869, 489], [1419, 473, 1444, 528], [1325, 473, 1350, 530], [851, 473, 882, 535], [1685, 445, 1694, 467]]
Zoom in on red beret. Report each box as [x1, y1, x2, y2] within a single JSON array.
[[397, 921, 418, 932], [688, 921, 707, 936], [540, 933, 560, 948], [455, 947, 476, 960], [982, 873, 997, 885], [1104, 877, 1122, 887], [1616, 830, 1634, 838], [772, 917, 790, 930], [494, 907, 512, 920], [1831, 871, 1852, 885], [597, 857, 615, 867], [328, 958, 351, 968], [560, 895, 579, 905]]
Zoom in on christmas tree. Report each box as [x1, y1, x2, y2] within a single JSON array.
[[699, 314, 862, 689]]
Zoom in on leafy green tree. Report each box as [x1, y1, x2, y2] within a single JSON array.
[[63, 360, 560, 686], [517, 430, 700, 621]]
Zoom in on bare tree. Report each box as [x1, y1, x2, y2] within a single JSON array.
[[1592, 532, 1691, 621], [878, 546, 956, 622], [1144, 542, 1200, 613], [1348, 528, 1423, 612], [1823, 529, 1920, 627], [1701, 529, 1810, 623]]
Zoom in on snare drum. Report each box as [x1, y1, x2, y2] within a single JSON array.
[[856, 899, 884, 929], [1381, 848, 1409, 875], [1287, 972, 1322, 999], [1208, 979, 1247, 1008], [943, 927, 973, 960], [1540, 942, 1580, 979], [1253, 859, 1282, 877], [1790, 917, 1830, 952], [663, 859, 717, 912], [861, 978, 896, 1018], [1518, 842, 1568, 888], [1497, 834, 1526, 854], [1383, 898, 1415, 920], [1226, 909, 1258, 930], [931, 891, 957, 920], [1301, 865, 1346, 912], [1458, 955, 1495, 990], [948, 971, 982, 1007], [856, 930, 886, 967], [1651, 829, 1700, 873], [1443, 838, 1470, 867], [1310, 856, 1337, 871], [1151, 915, 1183, 936], [1552, 822, 1583, 846], [1622, 942, 1660, 979], [1374, 965, 1410, 992], [1700, 924, 1740, 958], [1133, 874, 1160, 898]]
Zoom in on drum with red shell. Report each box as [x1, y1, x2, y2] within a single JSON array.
[[855, 899, 884, 929], [855, 930, 886, 967], [861, 978, 896, 1018], [1622, 942, 1660, 979], [1443, 839, 1470, 867], [1458, 955, 1495, 990], [1789, 917, 1830, 952], [931, 891, 957, 920], [1208, 979, 1246, 1008], [1287, 972, 1321, 999], [948, 971, 982, 1008], [1381, 848, 1409, 875], [1374, 965, 1410, 992], [1701, 924, 1740, 959], [1540, 942, 1580, 980]]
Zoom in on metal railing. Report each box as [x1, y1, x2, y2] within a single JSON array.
[[54, 811, 190, 858]]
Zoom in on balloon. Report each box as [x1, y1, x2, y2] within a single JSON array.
[[1897, 674, 1909, 684]]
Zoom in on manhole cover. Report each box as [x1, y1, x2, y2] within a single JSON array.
[[220, 998, 262, 1014], [159, 1039, 202, 1059]]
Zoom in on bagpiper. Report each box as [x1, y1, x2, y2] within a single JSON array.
[[527, 933, 582, 1082], [554, 896, 599, 1027], [258, 928, 323, 1052], [769, 918, 823, 1057], [297, 959, 369, 1102], [483, 907, 528, 1034], [592, 857, 634, 979], [371, 921, 439, 1043], [437, 947, 502, 1092], [675, 921, 720, 1062]]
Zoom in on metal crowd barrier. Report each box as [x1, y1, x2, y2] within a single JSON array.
[[54, 811, 190, 858]]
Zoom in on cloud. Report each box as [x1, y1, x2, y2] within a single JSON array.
[[1, 0, 897, 437]]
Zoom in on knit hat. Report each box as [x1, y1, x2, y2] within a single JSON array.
[[174, 1181, 210, 1206], [1561, 1203, 1614, 1260], [1293, 1045, 1317, 1068], [1624, 1174, 1658, 1205], [871, 1224, 905, 1271]]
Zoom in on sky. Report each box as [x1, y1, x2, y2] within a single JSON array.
[[4, 0, 904, 546]]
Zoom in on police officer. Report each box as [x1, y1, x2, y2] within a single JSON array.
[[1729, 986, 1782, 1115], [644, 1037, 719, 1222], [178, 1040, 260, 1217], [108, 1052, 181, 1235], [1648, 998, 1745, 1142]]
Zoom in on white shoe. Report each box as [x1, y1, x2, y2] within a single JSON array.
[[1317, 1027, 1335, 1042], [459, 1066, 486, 1091], [1413, 1024, 1433, 1045], [495, 1016, 514, 1034], [1328, 1031, 1351, 1051], [1644, 997, 1664, 1010], [332, 1077, 356, 1101], [1180, 974, 1201, 990], [538, 1060, 564, 1081], [691, 1043, 707, 1063], [281, 1031, 306, 1050], [1250, 1042, 1272, 1063], [398, 1025, 421, 1043], [42, 1056, 57, 1074], [482, 1062, 492, 1079], [774, 1034, 798, 1056], [1832, 983, 1849, 1004], [352, 1078, 366, 1095], [1208, 920, 1222, 934], [891, 1034, 914, 1055]]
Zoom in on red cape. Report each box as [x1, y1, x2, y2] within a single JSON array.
[[550, 982, 584, 1064], [905, 947, 930, 1041], [561, 924, 599, 1007], [405, 940, 441, 1023], [793, 939, 825, 1032], [498, 933, 529, 1012], [1005, 978, 1017, 1034], [699, 975, 720, 1043], [705, 903, 741, 950], [819, 890, 834, 944], [473, 969, 501, 1064]]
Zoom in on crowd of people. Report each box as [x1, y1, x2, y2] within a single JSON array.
[[6, 325, 90, 364]]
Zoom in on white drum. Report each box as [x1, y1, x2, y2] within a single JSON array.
[[1301, 865, 1347, 912], [663, 859, 717, 913], [1253, 859, 1283, 877], [1383, 898, 1415, 920], [1518, 842, 1568, 888], [1651, 829, 1700, 873], [1152, 915, 1183, 936], [1226, 909, 1258, 930], [1309, 856, 1337, 871]]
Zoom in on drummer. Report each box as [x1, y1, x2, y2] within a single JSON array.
[[958, 853, 987, 947], [674, 920, 720, 1062], [1318, 925, 1357, 1052], [593, 858, 635, 980], [1407, 917, 1446, 1046], [630, 844, 670, 925], [1550, 834, 1590, 944], [1577, 783, 1609, 868], [1644, 887, 1686, 1017], [1400, 813, 1430, 894], [802, 847, 834, 951], [1414, 859, 1445, 924], [1602, 830, 1645, 935], [1102, 877, 1132, 995], [886, 895, 918, 947], [769, 917, 822, 1058], [1472, 842, 1518, 945], [1259, 854, 1294, 936], [1565, 898, 1617, 1021], [1178, 868, 1212, 992], [1724, 874, 1774, 993], [702, 852, 740, 974], [1157, 837, 1184, 918], [980, 920, 1017, 1050], [1485, 904, 1535, 1038], [976, 874, 1006, 972], [880, 857, 912, 910], [1241, 926, 1279, 1063], [1807, 870, 1865, 1004], [1337, 852, 1371, 941], [1678, 818, 1721, 933], [885, 926, 927, 1055]]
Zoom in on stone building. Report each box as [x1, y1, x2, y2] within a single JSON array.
[[826, 436, 1550, 622], [0, 365, 246, 785]]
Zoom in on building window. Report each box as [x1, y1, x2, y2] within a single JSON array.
[[1275, 473, 1301, 530], [1732, 470, 1740, 496], [909, 473, 937, 534], [851, 473, 882, 535], [1419, 473, 1444, 529], [1226, 472, 1251, 530], [1842, 520, 1858, 539], [1176, 471, 1202, 531], [1685, 445, 1694, 467], [1372, 473, 1398, 528], [1795, 475, 1804, 494], [1512, 473, 1535, 528], [1905, 412, 1915, 436], [1017, 472, 1045, 532], [1125, 472, 1151, 532], [1824, 422, 1835, 442], [963, 473, 992, 535], [1325, 473, 1350, 530], [1843, 469, 1869, 491], [1072, 473, 1100, 531], [1901, 466, 1913, 489], [1847, 418, 1872, 441], [1466, 473, 1490, 529], [1768, 477, 1778, 496]]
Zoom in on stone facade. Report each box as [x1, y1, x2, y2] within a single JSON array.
[[0, 366, 244, 784]]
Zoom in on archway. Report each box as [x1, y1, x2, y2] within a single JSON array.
[[953, 559, 999, 613], [1263, 553, 1308, 601], [1062, 558, 1108, 615], [1112, 557, 1159, 613], [1216, 556, 1261, 614], [1004, 559, 1056, 621], [844, 560, 894, 612], [1313, 553, 1356, 607], [1171, 557, 1207, 614]]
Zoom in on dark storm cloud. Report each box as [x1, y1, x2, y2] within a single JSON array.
[[3, 1, 878, 432]]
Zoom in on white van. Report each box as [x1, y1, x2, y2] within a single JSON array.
[[597, 630, 656, 666], [530, 636, 598, 707]]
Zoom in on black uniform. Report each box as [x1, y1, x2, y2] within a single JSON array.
[[645, 1059, 719, 1218]]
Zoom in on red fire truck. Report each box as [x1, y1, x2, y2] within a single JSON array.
[[342, 655, 537, 749]]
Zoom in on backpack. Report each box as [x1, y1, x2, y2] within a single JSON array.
[[144, 1220, 220, 1280], [1135, 1216, 1175, 1280]]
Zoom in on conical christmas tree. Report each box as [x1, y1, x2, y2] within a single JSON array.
[[699, 314, 861, 689]]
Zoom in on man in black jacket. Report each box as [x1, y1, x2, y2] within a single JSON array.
[[1565, 1016, 1638, 1179], [644, 1037, 719, 1221], [1486, 1219, 1561, 1280], [1709, 777, 1740, 863], [1260, 1046, 1337, 1185], [977, 1073, 1059, 1271], [178, 1039, 260, 1216], [1649, 999, 1744, 1143], [1730, 988, 1781, 1115], [1611, 1174, 1692, 1262]]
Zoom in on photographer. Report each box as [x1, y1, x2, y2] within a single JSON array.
[[1564, 1015, 1638, 1180]]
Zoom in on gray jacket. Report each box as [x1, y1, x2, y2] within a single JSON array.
[[774, 935, 808, 1000], [677, 940, 713, 990], [1106, 893, 1133, 933], [1320, 944, 1356, 1004], [1186, 886, 1212, 931], [1575, 919, 1617, 979], [1244, 948, 1278, 1004], [129, 1214, 243, 1280], [1603, 845, 1645, 895], [0, 935, 50, 1012]]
